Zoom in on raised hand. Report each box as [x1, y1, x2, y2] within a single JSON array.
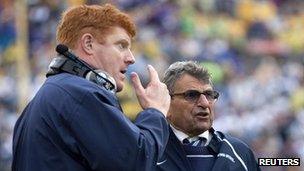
[[130, 65, 170, 116]]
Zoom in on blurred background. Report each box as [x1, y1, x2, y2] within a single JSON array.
[[0, 0, 304, 170]]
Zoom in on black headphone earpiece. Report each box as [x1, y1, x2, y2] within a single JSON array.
[[46, 44, 117, 93], [85, 69, 117, 93]]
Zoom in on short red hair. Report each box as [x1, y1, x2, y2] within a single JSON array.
[[56, 4, 136, 49]]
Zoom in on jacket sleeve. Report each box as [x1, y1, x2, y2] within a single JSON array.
[[228, 136, 261, 171], [243, 147, 261, 171], [63, 90, 169, 171]]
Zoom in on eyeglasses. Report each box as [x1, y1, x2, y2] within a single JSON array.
[[170, 89, 219, 103]]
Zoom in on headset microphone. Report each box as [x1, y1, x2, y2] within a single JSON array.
[[56, 44, 94, 72], [51, 44, 117, 92]]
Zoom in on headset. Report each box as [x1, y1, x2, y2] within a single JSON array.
[[46, 44, 117, 93]]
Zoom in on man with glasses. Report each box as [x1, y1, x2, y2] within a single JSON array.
[[156, 61, 260, 171]]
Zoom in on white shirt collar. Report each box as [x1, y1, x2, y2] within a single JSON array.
[[170, 125, 212, 146]]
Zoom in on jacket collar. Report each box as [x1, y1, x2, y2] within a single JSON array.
[[168, 128, 193, 170], [170, 125, 211, 145], [207, 128, 223, 154]]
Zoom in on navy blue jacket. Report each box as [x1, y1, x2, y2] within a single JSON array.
[[12, 73, 169, 171], [156, 128, 261, 171]]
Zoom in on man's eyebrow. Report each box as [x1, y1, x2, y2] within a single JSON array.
[[115, 39, 131, 48], [115, 39, 130, 44]]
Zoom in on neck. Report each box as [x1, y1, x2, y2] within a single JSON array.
[[169, 122, 207, 137]]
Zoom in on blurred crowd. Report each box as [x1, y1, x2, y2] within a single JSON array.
[[1, 0, 304, 170]]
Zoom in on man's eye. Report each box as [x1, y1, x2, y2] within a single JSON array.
[[204, 91, 213, 96], [118, 44, 124, 49], [185, 91, 200, 99], [118, 43, 128, 49]]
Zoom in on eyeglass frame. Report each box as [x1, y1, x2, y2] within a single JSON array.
[[170, 89, 219, 103]]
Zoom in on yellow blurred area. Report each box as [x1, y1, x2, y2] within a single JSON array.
[[2, 45, 17, 64], [291, 87, 304, 112], [278, 14, 304, 52], [117, 80, 141, 120], [142, 39, 162, 60], [237, 0, 276, 22], [67, 0, 85, 6]]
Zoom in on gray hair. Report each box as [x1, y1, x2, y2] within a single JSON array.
[[162, 61, 212, 93]]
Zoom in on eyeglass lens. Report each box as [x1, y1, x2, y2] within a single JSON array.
[[184, 90, 218, 102]]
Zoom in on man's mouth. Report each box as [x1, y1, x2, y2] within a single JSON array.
[[120, 70, 127, 74], [195, 112, 209, 118]]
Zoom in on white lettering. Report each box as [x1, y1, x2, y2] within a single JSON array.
[[217, 153, 235, 163]]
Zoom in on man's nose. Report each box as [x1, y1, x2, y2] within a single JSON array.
[[125, 49, 135, 64], [196, 94, 210, 107]]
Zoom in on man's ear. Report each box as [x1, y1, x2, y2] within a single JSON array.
[[80, 33, 94, 55]]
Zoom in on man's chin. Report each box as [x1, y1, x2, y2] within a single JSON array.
[[116, 83, 123, 92], [198, 123, 211, 132]]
